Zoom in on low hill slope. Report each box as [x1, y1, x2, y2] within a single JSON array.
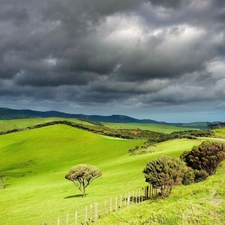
[[103, 122, 199, 134], [95, 161, 225, 225], [0, 118, 94, 132], [0, 125, 202, 224]]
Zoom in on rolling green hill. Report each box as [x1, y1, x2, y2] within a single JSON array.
[[0, 118, 94, 133], [0, 124, 203, 224], [103, 122, 199, 134]]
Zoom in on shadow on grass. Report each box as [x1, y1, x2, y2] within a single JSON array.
[[64, 194, 85, 199]]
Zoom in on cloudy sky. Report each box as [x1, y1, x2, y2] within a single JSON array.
[[0, 0, 225, 122]]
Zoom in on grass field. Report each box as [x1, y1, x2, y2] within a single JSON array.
[[0, 118, 199, 135], [0, 124, 202, 225], [214, 128, 225, 138], [0, 118, 94, 132], [103, 122, 198, 134], [96, 160, 225, 225]]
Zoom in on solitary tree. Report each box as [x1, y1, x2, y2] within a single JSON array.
[[65, 164, 102, 197], [143, 156, 187, 196]]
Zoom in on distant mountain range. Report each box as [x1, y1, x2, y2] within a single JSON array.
[[0, 107, 211, 129]]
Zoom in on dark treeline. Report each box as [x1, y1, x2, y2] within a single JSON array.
[[208, 122, 225, 129]]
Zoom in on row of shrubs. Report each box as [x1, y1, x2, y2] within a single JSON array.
[[128, 130, 214, 155], [143, 141, 225, 197], [146, 129, 214, 143]]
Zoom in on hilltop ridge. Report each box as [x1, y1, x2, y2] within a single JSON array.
[[0, 107, 211, 129]]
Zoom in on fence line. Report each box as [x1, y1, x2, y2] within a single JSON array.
[[43, 185, 159, 225]]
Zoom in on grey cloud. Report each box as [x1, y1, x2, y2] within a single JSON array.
[[0, 6, 29, 25], [148, 0, 189, 8], [14, 70, 99, 87], [0, 0, 224, 120]]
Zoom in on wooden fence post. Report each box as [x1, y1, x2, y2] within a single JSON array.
[[115, 196, 118, 211], [110, 198, 112, 212], [84, 207, 88, 225], [127, 192, 130, 206], [145, 186, 147, 199], [57, 218, 60, 225], [94, 203, 98, 222], [146, 186, 150, 199], [138, 189, 141, 203], [75, 211, 78, 225], [124, 193, 127, 206], [90, 204, 93, 222], [135, 190, 137, 204], [120, 195, 122, 209], [66, 214, 69, 225], [104, 200, 107, 217]]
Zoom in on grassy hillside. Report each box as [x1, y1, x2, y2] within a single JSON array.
[[103, 122, 199, 134], [0, 118, 94, 132], [0, 125, 202, 225], [179, 122, 209, 129], [214, 128, 225, 138], [96, 161, 225, 225]]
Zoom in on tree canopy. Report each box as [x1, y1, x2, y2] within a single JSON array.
[[143, 156, 187, 197], [181, 141, 225, 176], [65, 164, 102, 197]]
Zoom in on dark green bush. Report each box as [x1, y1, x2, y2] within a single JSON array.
[[181, 141, 225, 176], [143, 156, 187, 197], [193, 169, 209, 182], [182, 168, 195, 185]]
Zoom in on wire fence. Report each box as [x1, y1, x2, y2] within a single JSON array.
[[43, 185, 159, 225]]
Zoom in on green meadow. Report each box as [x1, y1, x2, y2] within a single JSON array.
[[96, 160, 225, 225], [0, 118, 94, 132], [0, 122, 203, 225], [214, 128, 225, 138], [103, 122, 198, 134]]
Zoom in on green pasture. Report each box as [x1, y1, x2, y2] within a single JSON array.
[[0, 118, 94, 132], [96, 161, 225, 225], [0, 125, 202, 224], [103, 122, 198, 134], [214, 128, 225, 138]]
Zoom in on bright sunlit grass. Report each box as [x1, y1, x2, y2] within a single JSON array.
[[103, 122, 198, 134], [0, 124, 203, 224]]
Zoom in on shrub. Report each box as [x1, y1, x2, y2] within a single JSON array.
[[193, 169, 209, 183], [181, 141, 225, 176], [182, 167, 195, 185], [143, 156, 187, 197]]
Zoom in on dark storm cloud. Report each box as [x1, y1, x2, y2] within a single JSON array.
[[148, 0, 188, 8], [0, 0, 225, 119], [0, 6, 29, 24]]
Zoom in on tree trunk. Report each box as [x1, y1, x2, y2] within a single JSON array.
[[83, 185, 86, 197]]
